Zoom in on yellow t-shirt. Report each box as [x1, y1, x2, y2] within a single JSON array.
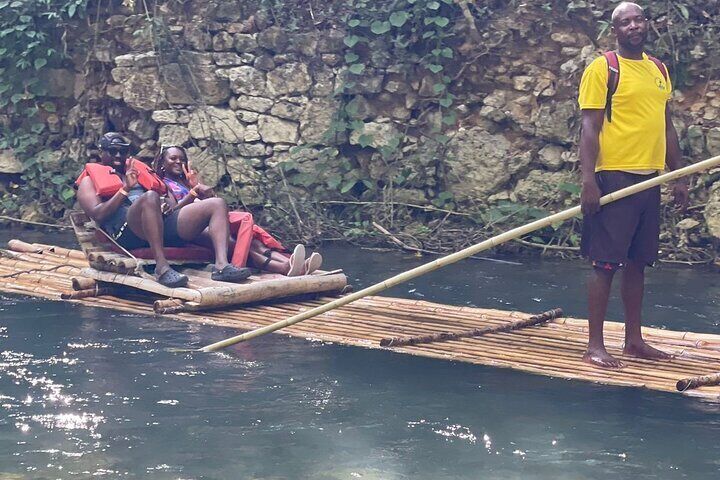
[[578, 53, 672, 172]]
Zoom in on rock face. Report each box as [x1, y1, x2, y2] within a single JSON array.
[[534, 100, 576, 143], [257, 115, 299, 144], [162, 64, 231, 105], [158, 125, 191, 146], [266, 63, 312, 96], [123, 70, 165, 111], [186, 147, 225, 187], [704, 185, 720, 239], [300, 98, 337, 144], [349, 122, 398, 149], [445, 128, 514, 201], [0, 149, 22, 174], [513, 170, 576, 204], [223, 66, 267, 96], [6, 1, 720, 253], [188, 107, 245, 143]]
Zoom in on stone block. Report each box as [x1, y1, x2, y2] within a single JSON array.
[[213, 31, 234, 51], [188, 107, 246, 143], [257, 115, 299, 144], [257, 26, 288, 53], [158, 125, 191, 146], [234, 95, 274, 113], [222, 66, 267, 96], [266, 63, 312, 96], [152, 109, 190, 124], [0, 149, 22, 174], [213, 53, 245, 66]]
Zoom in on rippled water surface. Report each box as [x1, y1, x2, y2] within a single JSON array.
[[1, 228, 720, 479]]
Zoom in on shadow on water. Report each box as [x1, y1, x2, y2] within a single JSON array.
[[1, 229, 720, 478]]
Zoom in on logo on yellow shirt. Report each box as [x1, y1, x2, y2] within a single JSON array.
[[655, 77, 667, 91]]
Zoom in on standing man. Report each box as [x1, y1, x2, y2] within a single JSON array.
[[578, 2, 689, 368]]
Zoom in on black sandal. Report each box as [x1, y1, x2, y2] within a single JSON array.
[[156, 268, 189, 288], [211, 264, 253, 283]]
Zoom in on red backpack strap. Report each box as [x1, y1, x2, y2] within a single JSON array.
[[603, 51, 620, 123], [647, 55, 669, 82]]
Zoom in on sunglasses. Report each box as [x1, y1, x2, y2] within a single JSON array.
[[105, 147, 129, 156], [160, 144, 186, 152]]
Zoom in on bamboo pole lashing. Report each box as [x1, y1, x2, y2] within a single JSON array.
[[379, 308, 563, 346]]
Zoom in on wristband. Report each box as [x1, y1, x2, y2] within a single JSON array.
[[118, 189, 129, 197]]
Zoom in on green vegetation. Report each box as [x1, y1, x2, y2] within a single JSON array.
[[0, 0, 89, 217]]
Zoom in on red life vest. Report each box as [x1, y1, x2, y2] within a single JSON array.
[[76, 160, 167, 198]]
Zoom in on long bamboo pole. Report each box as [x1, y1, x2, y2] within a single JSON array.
[[199, 155, 720, 352]]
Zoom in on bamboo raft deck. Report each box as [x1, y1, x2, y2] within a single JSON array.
[[2, 241, 720, 402]]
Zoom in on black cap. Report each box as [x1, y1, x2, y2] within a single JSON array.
[[98, 132, 131, 150]]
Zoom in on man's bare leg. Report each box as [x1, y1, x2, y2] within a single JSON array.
[[126, 191, 172, 276], [621, 260, 672, 360], [583, 266, 624, 368]]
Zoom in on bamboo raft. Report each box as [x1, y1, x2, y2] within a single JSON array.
[[2, 241, 720, 402], [66, 210, 348, 311]]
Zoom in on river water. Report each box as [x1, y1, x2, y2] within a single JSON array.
[[1, 228, 720, 479]]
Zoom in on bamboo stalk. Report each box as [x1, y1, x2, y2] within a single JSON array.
[[60, 287, 115, 300], [200, 156, 720, 352], [7, 239, 43, 253], [29, 243, 87, 260], [71, 277, 97, 291], [154, 298, 186, 314], [676, 372, 720, 391]]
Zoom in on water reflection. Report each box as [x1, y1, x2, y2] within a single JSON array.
[[2, 233, 720, 478]]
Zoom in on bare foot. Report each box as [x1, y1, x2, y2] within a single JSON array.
[[582, 347, 624, 369], [624, 341, 674, 360]]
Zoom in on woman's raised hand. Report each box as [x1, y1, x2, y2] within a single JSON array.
[[194, 184, 215, 199], [182, 160, 200, 187]]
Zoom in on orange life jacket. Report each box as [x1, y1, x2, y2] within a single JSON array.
[[76, 160, 167, 198]]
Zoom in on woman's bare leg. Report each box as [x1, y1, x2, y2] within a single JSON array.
[[247, 249, 291, 274], [176, 198, 230, 269]]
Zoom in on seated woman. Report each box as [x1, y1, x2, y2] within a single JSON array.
[[154, 145, 322, 276], [76, 132, 252, 288]]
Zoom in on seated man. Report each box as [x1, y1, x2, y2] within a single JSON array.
[[76, 132, 250, 288]]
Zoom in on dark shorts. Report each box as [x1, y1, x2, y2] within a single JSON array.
[[580, 171, 660, 268], [101, 206, 186, 251]]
